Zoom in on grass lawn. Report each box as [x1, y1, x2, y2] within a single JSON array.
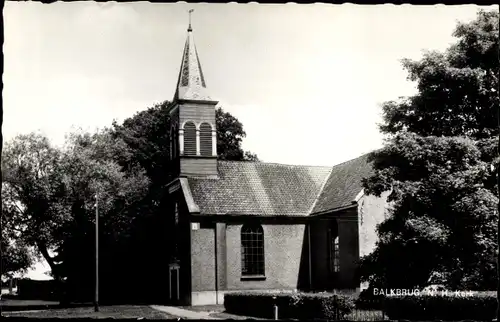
[[2, 305, 178, 319]]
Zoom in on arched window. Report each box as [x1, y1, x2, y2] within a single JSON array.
[[183, 122, 196, 156], [241, 224, 265, 276], [199, 123, 213, 156], [328, 221, 340, 273]]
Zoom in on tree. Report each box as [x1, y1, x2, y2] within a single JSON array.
[[361, 9, 499, 292], [216, 107, 258, 161], [1, 133, 67, 281], [362, 133, 497, 290], [1, 131, 149, 298], [1, 161, 36, 281], [0, 235, 34, 281], [112, 102, 259, 170], [53, 129, 150, 301]]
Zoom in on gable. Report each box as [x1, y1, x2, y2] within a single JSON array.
[[168, 178, 200, 214], [311, 153, 374, 214]]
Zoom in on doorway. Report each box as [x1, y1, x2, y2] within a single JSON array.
[[169, 263, 180, 304]]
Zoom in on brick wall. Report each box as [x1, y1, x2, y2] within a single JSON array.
[[225, 224, 306, 291], [190, 223, 307, 294], [191, 226, 216, 292]]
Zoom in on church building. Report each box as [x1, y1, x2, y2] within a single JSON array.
[[165, 20, 389, 306]]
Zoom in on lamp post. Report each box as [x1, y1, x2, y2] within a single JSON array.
[[94, 192, 99, 312], [273, 296, 278, 320]]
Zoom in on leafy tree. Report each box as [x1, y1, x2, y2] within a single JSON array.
[[0, 235, 34, 281], [216, 107, 258, 161], [380, 10, 498, 141], [1, 133, 67, 280], [361, 9, 499, 291], [112, 102, 258, 171], [1, 131, 149, 299]]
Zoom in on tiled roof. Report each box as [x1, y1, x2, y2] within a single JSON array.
[[311, 154, 374, 214], [187, 154, 374, 216], [188, 161, 332, 216]]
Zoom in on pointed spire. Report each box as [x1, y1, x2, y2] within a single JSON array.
[[173, 9, 212, 102]]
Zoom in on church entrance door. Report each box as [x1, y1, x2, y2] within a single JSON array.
[[168, 263, 180, 304]]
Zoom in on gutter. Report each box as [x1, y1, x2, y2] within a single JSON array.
[[309, 203, 358, 217]]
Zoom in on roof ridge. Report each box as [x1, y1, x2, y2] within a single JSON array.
[[307, 166, 334, 215], [331, 152, 372, 168], [218, 159, 332, 169]]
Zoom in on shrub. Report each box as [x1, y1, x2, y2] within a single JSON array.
[[224, 291, 355, 320], [384, 292, 497, 321], [355, 288, 385, 310]]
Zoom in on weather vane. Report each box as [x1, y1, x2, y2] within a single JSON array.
[[188, 9, 194, 32]]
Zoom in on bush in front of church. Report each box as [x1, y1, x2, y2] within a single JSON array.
[[355, 287, 385, 310], [383, 292, 497, 321], [224, 291, 355, 319]]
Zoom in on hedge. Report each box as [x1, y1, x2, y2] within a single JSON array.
[[355, 288, 385, 310], [224, 291, 355, 320], [384, 293, 497, 321]]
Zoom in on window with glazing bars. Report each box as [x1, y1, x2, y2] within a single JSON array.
[[328, 227, 340, 273], [241, 224, 265, 276], [333, 236, 340, 272]]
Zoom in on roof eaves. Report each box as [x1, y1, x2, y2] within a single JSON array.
[[307, 166, 334, 216], [353, 188, 365, 203], [309, 203, 358, 217], [180, 178, 200, 214]]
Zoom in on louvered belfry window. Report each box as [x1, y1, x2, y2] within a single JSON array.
[[241, 224, 265, 276], [183, 122, 196, 156], [199, 122, 213, 156]]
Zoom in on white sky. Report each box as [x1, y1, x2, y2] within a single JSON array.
[[3, 2, 497, 170]]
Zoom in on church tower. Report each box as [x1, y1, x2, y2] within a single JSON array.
[[168, 12, 219, 178]]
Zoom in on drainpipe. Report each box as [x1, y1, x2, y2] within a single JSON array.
[[308, 224, 312, 290], [214, 224, 219, 304]]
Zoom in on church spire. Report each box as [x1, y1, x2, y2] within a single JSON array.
[[173, 9, 212, 102]]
